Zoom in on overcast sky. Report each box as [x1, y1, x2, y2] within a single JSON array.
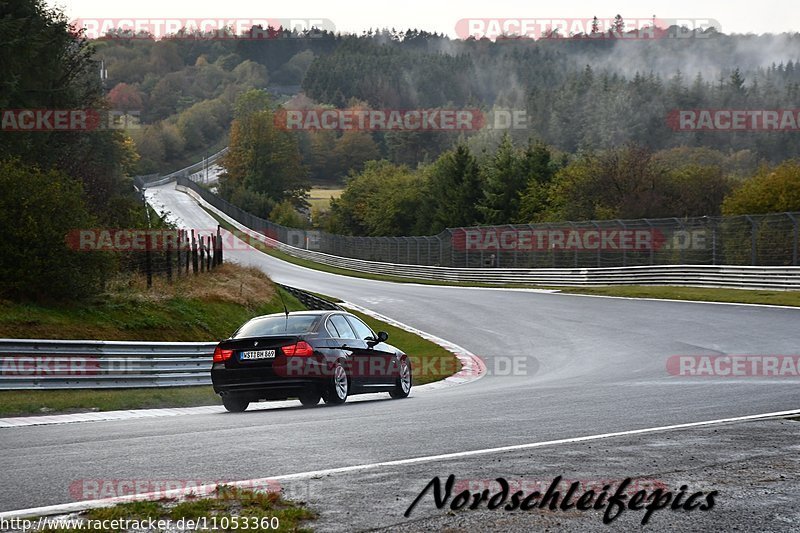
[[49, 0, 797, 36]]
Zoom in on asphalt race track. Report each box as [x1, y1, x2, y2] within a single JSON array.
[[2, 183, 799, 530]]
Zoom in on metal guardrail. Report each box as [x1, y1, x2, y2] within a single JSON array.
[[0, 286, 338, 390], [134, 148, 229, 190], [278, 285, 343, 311], [184, 187, 800, 290], [177, 176, 800, 268], [0, 339, 216, 390]]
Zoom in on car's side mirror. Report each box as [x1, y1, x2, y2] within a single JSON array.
[[377, 331, 389, 342]]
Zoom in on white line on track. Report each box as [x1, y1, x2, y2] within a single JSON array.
[[2, 408, 798, 519]]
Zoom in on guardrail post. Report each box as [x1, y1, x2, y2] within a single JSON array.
[[206, 236, 212, 271], [710, 217, 718, 266], [591, 222, 601, 267], [745, 215, 758, 265], [616, 219, 627, 267], [643, 219, 655, 265], [567, 221, 578, 267], [673, 218, 685, 264], [786, 212, 798, 266], [463, 229, 469, 268]]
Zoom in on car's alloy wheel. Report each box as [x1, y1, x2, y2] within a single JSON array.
[[298, 390, 321, 407], [389, 358, 411, 399], [323, 362, 348, 404], [222, 394, 249, 412]]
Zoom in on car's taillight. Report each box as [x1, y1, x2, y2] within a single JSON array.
[[281, 341, 313, 357], [213, 346, 234, 363]]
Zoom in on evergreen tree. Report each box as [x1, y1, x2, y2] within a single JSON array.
[[427, 145, 483, 232], [479, 134, 526, 224]]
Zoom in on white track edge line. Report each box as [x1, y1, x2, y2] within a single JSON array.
[[3, 408, 798, 519]]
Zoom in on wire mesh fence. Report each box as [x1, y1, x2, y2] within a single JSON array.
[[177, 178, 800, 268]]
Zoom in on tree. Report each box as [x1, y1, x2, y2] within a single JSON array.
[[332, 131, 381, 178], [107, 83, 144, 112], [427, 145, 483, 232], [328, 161, 427, 236], [0, 158, 113, 300], [546, 145, 672, 220], [270, 200, 308, 228], [220, 89, 308, 210], [723, 161, 800, 215], [479, 134, 526, 224], [591, 16, 600, 34], [517, 141, 558, 222]]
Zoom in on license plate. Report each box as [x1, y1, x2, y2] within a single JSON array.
[[239, 349, 276, 360]]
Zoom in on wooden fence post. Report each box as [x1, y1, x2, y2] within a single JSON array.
[[191, 230, 198, 274]]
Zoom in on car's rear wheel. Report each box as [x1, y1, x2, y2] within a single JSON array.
[[322, 362, 348, 405], [389, 358, 412, 399], [222, 394, 249, 412], [298, 390, 321, 407]]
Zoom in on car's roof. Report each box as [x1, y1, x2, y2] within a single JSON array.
[[249, 310, 344, 320]]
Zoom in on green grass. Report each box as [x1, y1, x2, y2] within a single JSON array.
[[307, 187, 343, 211], [0, 387, 222, 417], [557, 285, 800, 306], [43, 485, 317, 533], [0, 264, 304, 341], [204, 206, 800, 307], [347, 309, 458, 386]]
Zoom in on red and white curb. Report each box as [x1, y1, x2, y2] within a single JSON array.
[[340, 301, 485, 390]]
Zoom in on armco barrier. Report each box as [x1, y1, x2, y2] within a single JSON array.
[[0, 339, 216, 390], [183, 185, 800, 291], [135, 148, 228, 190], [0, 286, 340, 390]]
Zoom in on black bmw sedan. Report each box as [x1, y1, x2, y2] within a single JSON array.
[[211, 310, 412, 412]]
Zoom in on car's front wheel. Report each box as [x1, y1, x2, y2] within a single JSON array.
[[222, 394, 249, 412], [322, 362, 349, 405], [389, 358, 412, 399]]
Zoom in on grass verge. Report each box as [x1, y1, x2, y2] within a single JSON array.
[[41, 485, 316, 533], [204, 206, 800, 307], [347, 309, 458, 386], [0, 264, 304, 341], [556, 285, 800, 307], [0, 387, 222, 417]]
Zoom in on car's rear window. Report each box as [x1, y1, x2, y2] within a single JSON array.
[[233, 315, 318, 338]]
